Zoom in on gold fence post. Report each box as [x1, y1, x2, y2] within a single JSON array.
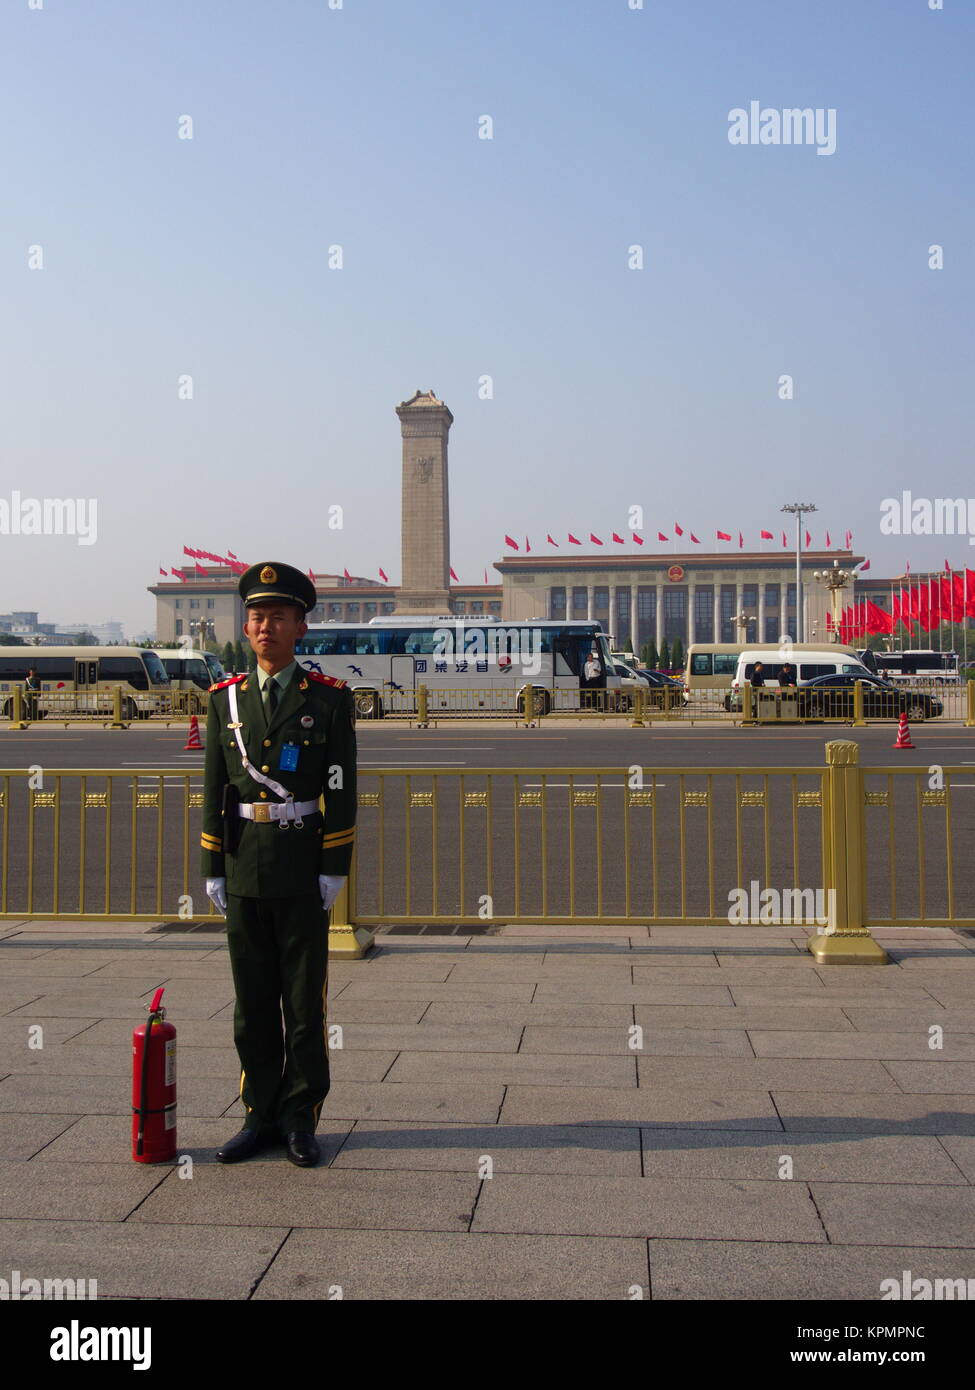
[[966, 679, 975, 728], [109, 685, 127, 729], [327, 855, 374, 959], [807, 740, 888, 965], [630, 681, 646, 727], [8, 685, 28, 731], [852, 679, 866, 727], [741, 684, 754, 726], [416, 683, 428, 728]]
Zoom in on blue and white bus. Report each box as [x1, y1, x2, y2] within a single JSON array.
[[295, 616, 621, 717]]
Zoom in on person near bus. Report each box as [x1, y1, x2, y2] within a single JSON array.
[[24, 667, 39, 719], [750, 661, 767, 688], [778, 662, 796, 687]]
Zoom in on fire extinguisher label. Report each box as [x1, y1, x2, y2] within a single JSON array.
[[165, 1039, 176, 1087], [164, 1104, 177, 1130]]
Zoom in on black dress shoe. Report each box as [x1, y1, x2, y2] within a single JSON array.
[[284, 1131, 320, 1167], [215, 1127, 278, 1163]]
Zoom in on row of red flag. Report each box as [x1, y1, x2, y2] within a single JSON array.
[[829, 569, 975, 641], [504, 528, 856, 552], [160, 547, 390, 587]]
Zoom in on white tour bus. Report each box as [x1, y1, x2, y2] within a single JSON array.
[[685, 641, 873, 690], [872, 650, 960, 684], [0, 645, 170, 719], [295, 616, 622, 717], [156, 649, 226, 691]]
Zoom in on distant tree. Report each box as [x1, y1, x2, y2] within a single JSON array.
[[642, 640, 658, 670], [670, 637, 684, 671], [0, 633, 25, 646], [233, 639, 247, 672], [221, 641, 235, 672], [659, 638, 670, 671]]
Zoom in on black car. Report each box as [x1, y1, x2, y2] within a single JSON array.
[[797, 674, 943, 721]]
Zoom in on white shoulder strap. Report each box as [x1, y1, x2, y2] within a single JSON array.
[[228, 680, 292, 803]]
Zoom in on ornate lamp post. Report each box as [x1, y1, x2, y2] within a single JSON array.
[[733, 611, 756, 641], [781, 502, 817, 641], [812, 559, 853, 643]]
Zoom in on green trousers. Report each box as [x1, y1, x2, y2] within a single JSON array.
[[226, 893, 330, 1134]]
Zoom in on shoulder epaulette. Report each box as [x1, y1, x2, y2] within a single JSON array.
[[305, 671, 347, 689], [208, 675, 246, 693]]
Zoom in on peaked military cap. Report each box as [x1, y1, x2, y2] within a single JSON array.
[[238, 561, 317, 613]]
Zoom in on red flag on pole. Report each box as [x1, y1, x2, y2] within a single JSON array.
[[805, 530, 811, 548], [782, 532, 787, 547], [568, 533, 581, 545], [717, 530, 731, 542], [674, 523, 683, 536], [738, 532, 744, 549], [159, 567, 167, 576], [547, 534, 559, 546], [504, 535, 519, 549], [690, 532, 700, 544], [171, 568, 186, 581], [525, 537, 531, 552], [590, 533, 603, 545], [612, 532, 625, 543], [632, 533, 644, 545], [859, 559, 870, 572], [308, 569, 315, 583], [227, 550, 237, 559], [195, 563, 206, 577], [484, 568, 488, 584], [343, 568, 352, 582], [379, 567, 389, 582], [657, 531, 668, 542], [844, 531, 852, 549], [825, 531, 832, 548], [449, 566, 458, 581], [760, 530, 773, 540]]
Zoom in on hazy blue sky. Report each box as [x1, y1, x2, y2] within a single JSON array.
[[2, 0, 972, 634]]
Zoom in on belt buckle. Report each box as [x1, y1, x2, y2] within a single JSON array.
[[252, 803, 272, 823]]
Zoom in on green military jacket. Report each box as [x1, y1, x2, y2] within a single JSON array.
[[200, 667, 357, 896]]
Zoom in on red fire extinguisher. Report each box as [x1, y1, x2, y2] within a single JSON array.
[[132, 986, 177, 1163]]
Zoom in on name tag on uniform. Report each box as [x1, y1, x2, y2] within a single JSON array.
[[278, 742, 300, 772]]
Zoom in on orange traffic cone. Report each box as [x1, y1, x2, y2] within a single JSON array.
[[184, 715, 203, 751], [893, 712, 914, 749]]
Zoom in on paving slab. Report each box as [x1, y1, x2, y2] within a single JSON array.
[[844, 1007, 975, 1032], [521, 1026, 753, 1057], [773, 1091, 975, 1134], [882, 1060, 975, 1093], [0, 1219, 288, 1299], [336, 980, 537, 1003], [471, 1172, 825, 1241], [936, 1136, 975, 1182], [0, 1113, 84, 1160], [812, 1180, 975, 1247], [499, 1084, 781, 1130], [639, 1129, 966, 1183], [0, 1073, 236, 1117], [308, 1081, 505, 1124], [0, 1159, 167, 1220], [423, 1001, 634, 1027], [253, 1229, 648, 1300], [330, 1120, 641, 1176], [649, 1239, 975, 1300], [749, 1031, 975, 1060], [385, 1051, 637, 1088], [637, 1058, 897, 1093], [531, 982, 735, 1005], [129, 1164, 480, 1232], [632, 1005, 855, 1032], [327, 1024, 523, 1053]]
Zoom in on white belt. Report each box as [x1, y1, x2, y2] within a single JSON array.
[[239, 798, 319, 826]]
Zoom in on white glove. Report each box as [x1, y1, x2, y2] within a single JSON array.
[[206, 877, 227, 914], [319, 875, 345, 911]]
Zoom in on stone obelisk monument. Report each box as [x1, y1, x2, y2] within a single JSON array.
[[395, 389, 453, 614]]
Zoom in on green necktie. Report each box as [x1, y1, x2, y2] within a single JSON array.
[[264, 676, 279, 724]]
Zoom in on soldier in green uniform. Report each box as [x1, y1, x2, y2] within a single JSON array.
[[200, 561, 357, 1167]]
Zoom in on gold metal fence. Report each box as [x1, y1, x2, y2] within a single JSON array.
[[2, 744, 971, 959]]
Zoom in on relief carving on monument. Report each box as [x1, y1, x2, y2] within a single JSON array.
[[415, 456, 435, 483]]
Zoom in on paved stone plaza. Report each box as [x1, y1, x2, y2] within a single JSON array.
[[1, 921, 974, 1301]]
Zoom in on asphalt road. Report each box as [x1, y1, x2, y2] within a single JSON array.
[[2, 722, 973, 926]]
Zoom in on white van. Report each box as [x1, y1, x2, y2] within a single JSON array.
[[726, 649, 873, 711]]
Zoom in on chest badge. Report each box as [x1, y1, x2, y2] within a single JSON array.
[[300, 715, 314, 728]]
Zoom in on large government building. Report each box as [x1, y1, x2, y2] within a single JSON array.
[[150, 389, 876, 651]]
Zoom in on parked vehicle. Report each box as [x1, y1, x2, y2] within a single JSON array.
[[796, 673, 943, 721]]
